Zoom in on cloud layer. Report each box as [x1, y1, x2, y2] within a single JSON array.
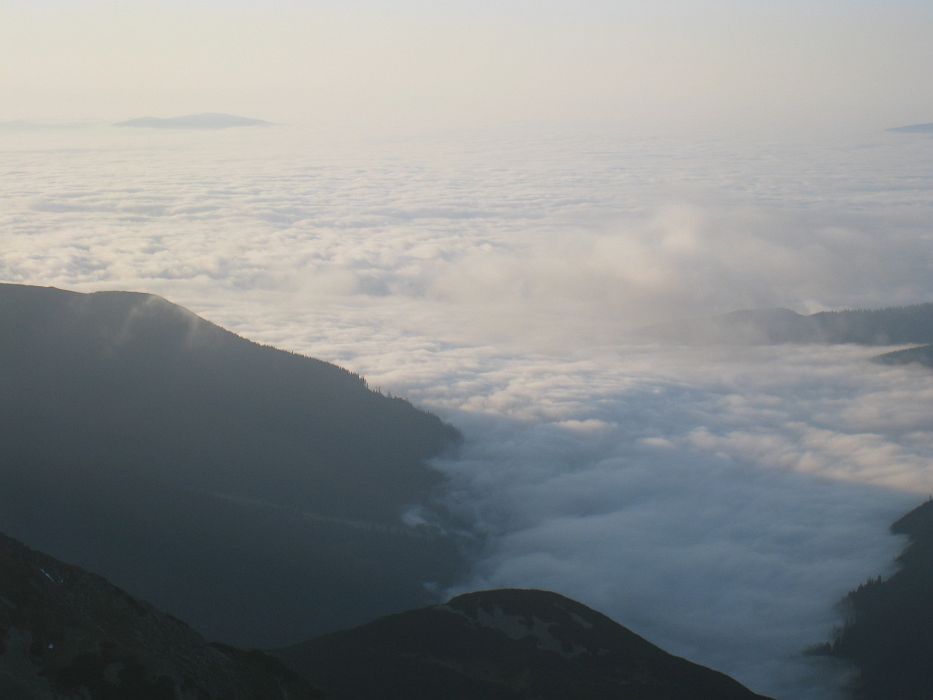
[[418, 345, 930, 699], [3, 124, 933, 698], [4, 127, 933, 348]]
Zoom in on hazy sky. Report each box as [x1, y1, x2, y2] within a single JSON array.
[[4, 0, 933, 135]]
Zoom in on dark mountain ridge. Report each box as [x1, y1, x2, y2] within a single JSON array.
[[0, 283, 463, 646], [0, 534, 771, 700], [277, 588, 773, 700], [0, 531, 319, 699]]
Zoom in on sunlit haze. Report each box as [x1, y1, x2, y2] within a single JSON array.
[[4, 0, 933, 136]]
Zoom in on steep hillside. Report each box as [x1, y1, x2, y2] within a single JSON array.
[[0, 532, 319, 699], [0, 283, 463, 646], [824, 499, 933, 698], [277, 589, 773, 700]]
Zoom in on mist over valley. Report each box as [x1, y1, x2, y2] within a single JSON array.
[[2, 120, 932, 698]]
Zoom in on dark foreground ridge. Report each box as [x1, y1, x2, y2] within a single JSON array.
[[641, 303, 933, 346], [0, 283, 463, 646], [822, 499, 933, 699], [277, 588, 773, 700], [0, 537, 770, 700], [0, 532, 320, 699]]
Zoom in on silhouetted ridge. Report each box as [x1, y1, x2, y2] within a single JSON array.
[[0, 283, 463, 647], [0, 531, 320, 699], [277, 588, 773, 699], [823, 499, 933, 698], [813, 304, 933, 344]]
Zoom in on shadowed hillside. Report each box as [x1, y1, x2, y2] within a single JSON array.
[[0, 283, 463, 647], [0, 532, 320, 699], [276, 589, 773, 700]]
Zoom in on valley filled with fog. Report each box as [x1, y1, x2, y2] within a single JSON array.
[[3, 123, 933, 699]]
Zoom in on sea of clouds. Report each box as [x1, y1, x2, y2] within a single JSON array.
[[3, 122, 933, 698]]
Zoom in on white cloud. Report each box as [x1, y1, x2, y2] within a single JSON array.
[[418, 346, 928, 699]]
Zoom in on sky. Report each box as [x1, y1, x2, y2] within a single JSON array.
[[3, 3, 933, 699], [3, 0, 933, 135]]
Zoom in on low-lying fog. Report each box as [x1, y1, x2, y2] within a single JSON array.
[[3, 123, 933, 698]]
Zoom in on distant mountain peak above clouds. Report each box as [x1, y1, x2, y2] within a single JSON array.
[[888, 123, 933, 134], [114, 113, 272, 130]]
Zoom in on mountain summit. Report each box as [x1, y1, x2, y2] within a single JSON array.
[[277, 588, 773, 699]]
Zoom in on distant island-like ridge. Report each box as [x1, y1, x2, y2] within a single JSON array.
[[114, 113, 272, 129], [875, 343, 933, 368], [640, 303, 933, 346], [888, 123, 933, 134]]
